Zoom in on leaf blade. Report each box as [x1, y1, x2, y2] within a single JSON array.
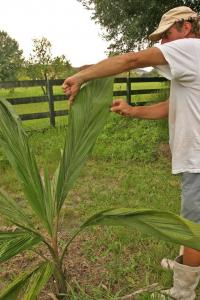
[[81, 208, 200, 250], [0, 231, 42, 263], [23, 262, 54, 300], [0, 262, 54, 300], [0, 98, 54, 234], [0, 189, 34, 230], [55, 77, 114, 211]]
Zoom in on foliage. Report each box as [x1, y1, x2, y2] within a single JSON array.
[[1, 76, 200, 298], [82, 208, 200, 251], [78, 0, 200, 52], [93, 115, 168, 162], [26, 37, 73, 94], [0, 123, 180, 297], [0, 77, 114, 298], [0, 31, 24, 81]]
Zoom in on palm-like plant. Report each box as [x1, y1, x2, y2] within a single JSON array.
[[0, 77, 200, 299]]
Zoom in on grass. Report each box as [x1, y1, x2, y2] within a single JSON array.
[[0, 109, 186, 299], [0, 81, 187, 299]]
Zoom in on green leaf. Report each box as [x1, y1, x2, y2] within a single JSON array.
[[0, 231, 42, 263], [54, 77, 114, 211], [81, 208, 200, 250], [43, 167, 55, 234], [0, 261, 54, 300], [0, 189, 35, 230], [0, 98, 54, 235], [23, 261, 54, 300]]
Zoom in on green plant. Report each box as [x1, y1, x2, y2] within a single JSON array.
[[0, 77, 113, 299], [0, 77, 200, 299]]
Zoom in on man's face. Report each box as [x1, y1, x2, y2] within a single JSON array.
[[161, 24, 186, 44]]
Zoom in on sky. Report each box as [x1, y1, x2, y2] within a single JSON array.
[[0, 0, 110, 67]]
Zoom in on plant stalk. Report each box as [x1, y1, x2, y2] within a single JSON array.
[[50, 215, 68, 298], [54, 263, 68, 299]]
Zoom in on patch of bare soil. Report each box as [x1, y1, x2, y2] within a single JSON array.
[[0, 231, 120, 300], [158, 143, 171, 159]]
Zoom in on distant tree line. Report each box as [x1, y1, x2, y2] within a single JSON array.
[[0, 31, 74, 84]]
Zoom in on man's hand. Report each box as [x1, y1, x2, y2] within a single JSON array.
[[111, 99, 133, 116], [62, 75, 83, 103]]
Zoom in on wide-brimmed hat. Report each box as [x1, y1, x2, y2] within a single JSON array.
[[149, 6, 197, 41]]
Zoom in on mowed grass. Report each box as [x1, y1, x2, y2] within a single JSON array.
[[0, 81, 188, 299], [0, 110, 189, 299]]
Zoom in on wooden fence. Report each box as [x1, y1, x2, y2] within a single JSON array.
[[0, 77, 168, 127]]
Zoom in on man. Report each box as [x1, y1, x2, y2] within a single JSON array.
[[63, 6, 200, 299]]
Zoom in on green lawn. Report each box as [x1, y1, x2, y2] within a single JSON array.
[[0, 108, 189, 299], [0, 80, 186, 299]]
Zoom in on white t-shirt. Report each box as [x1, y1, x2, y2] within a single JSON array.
[[155, 38, 200, 174]]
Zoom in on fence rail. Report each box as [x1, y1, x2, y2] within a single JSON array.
[[0, 77, 169, 127]]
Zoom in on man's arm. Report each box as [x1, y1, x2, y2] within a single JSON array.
[[111, 99, 169, 120], [62, 47, 167, 102]]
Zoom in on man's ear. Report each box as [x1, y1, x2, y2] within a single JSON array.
[[184, 21, 192, 36]]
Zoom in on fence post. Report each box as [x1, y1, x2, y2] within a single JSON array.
[[46, 79, 55, 127], [126, 71, 131, 105]]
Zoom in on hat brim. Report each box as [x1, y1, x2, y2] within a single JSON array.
[[149, 22, 174, 42]]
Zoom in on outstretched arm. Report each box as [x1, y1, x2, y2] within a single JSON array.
[[111, 99, 169, 120], [62, 47, 167, 102]]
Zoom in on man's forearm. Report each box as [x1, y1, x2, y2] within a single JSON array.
[[130, 100, 169, 120], [62, 48, 167, 102], [77, 54, 135, 83], [76, 48, 167, 84]]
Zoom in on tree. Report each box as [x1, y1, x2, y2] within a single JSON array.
[[26, 37, 73, 93], [0, 31, 24, 81], [26, 37, 52, 82], [50, 55, 74, 79], [78, 0, 200, 52]]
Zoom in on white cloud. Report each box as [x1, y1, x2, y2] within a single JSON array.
[[0, 0, 109, 67]]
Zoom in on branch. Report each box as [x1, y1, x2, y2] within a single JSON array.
[[118, 283, 160, 300]]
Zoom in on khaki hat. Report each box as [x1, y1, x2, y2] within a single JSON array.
[[149, 6, 197, 41]]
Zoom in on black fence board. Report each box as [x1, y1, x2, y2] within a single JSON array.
[[20, 112, 50, 120], [114, 77, 168, 84], [131, 88, 169, 95], [7, 96, 48, 105], [113, 91, 127, 96], [130, 77, 168, 83], [114, 77, 127, 83], [0, 80, 47, 88], [54, 110, 69, 116], [54, 95, 68, 101]]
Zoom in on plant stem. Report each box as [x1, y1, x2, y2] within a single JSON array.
[[54, 262, 68, 299], [51, 215, 68, 298], [52, 215, 59, 257]]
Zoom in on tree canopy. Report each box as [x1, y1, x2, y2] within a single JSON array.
[[26, 37, 72, 82], [0, 31, 24, 81], [78, 0, 200, 52], [26, 37, 74, 94]]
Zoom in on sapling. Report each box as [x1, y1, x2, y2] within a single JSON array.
[[0, 77, 200, 299]]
